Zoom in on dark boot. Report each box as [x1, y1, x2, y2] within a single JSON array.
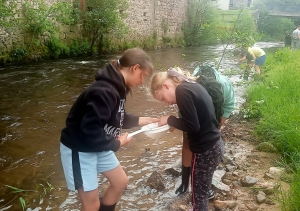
[[175, 165, 191, 194], [99, 198, 116, 211]]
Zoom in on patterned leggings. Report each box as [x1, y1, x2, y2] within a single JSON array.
[[191, 139, 224, 211]]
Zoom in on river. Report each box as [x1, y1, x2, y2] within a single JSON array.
[[0, 42, 283, 211]]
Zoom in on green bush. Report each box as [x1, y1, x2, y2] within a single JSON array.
[[257, 11, 296, 40], [81, 0, 129, 52], [162, 36, 172, 44], [46, 36, 70, 59], [10, 47, 28, 62], [69, 39, 90, 56]]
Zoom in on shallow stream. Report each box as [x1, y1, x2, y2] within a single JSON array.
[[0, 42, 283, 211]]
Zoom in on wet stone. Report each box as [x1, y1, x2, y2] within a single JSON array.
[[256, 191, 266, 204], [264, 172, 275, 180], [212, 169, 230, 192], [214, 200, 238, 210], [232, 171, 240, 177], [165, 167, 181, 177], [225, 164, 237, 172], [222, 154, 234, 165], [178, 205, 189, 211], [146, 171, 165, 191], [240, 176, 259, 187], [269, 167, 284, 178]]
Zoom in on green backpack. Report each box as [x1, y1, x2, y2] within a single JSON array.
[[194, 65, 224, 124]]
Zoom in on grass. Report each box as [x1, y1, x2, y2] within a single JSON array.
[[245, 48, 300, 211], [3, 179, 55, 210]]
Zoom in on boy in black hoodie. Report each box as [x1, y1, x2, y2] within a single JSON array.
[[60, 48, 158, 211]]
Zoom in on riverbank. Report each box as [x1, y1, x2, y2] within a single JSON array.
[[245, 48, 300, 211], [166, 114, 288, 211]]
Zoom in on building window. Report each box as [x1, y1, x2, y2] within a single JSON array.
[[229, 0, 233, 7]]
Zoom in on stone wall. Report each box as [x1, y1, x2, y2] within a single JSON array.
[[125, 0, 188, 38], [0, 0, 188, 52], [0, 0, 79, 52]]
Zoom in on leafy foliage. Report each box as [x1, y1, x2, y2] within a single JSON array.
[[10, 47, 28, 62], [81, 0, 129, 52], [69, 39, 90, 56], [0, 0, 19, 28], [227, 9, 261, 48], [22, 1, 58, 36], [4, 180, 55, 210], [45, 36, 70, 59], [19, 197, 26, 211], [257, 11, 296, 40], [22, 0, 78, 37], [183, 0, 216, 46], [183, 2, 258, 48]]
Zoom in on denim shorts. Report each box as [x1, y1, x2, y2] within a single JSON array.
[[60, 143, 119, 191], [255, 54, 266, 66]]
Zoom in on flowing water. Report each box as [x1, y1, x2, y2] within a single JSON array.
[[0, 42, 283, 211]]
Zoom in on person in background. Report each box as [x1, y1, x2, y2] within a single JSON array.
[[192, 64, 235, 130], [60, 48, 159, 211], [151, 67, 224, 211], [292, 25, 300, 50], [234, 47, 266, 75], [284, 32, 292, 48]]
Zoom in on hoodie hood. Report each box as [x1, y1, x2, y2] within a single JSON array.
[[95, 63, 129, 95]]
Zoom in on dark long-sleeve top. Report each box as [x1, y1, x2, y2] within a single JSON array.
[[60, 63, 139, 152], [167, 82, 221, 153]]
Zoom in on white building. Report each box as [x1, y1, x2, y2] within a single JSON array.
[[214, 0, 230, 10], [214, 0, 254, 10]]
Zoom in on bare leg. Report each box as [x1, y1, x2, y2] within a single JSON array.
[[219, 117, 227, 131], [244, 64, 251, 80], [254, 65, 261, 74], [182, 132, 192, 167], [101, 165, 128, 205], [78, 187, 100, 211]]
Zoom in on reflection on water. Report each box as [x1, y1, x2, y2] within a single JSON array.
[[0, 42, 283, 210]]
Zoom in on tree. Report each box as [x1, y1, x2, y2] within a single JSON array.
[[253, 0, 299, 39], [183, 0, 216, 46], [81, 0, 128, 52], [257, 11, 295, 39]]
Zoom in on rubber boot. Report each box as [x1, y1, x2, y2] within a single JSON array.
[[99, 198, 116, 211]]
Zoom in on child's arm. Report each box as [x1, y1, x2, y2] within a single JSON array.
[[238, 55, 246, 62], [167, 87, 200, 133], [138, 117, 159, 126]]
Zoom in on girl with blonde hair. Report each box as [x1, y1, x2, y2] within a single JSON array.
[[151, 67, 224, 211]]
